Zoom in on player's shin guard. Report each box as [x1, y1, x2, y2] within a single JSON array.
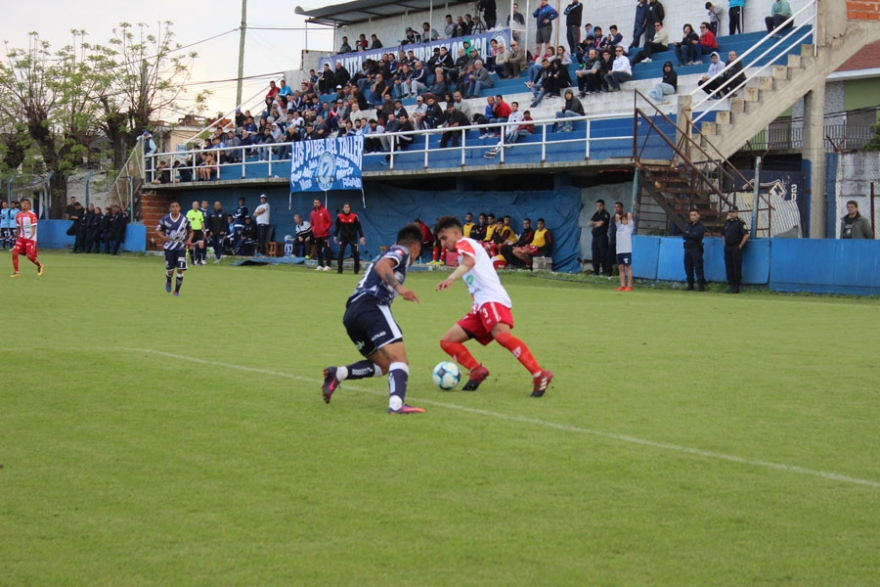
[[387, 361, 409, 411], [440, 339, 480, 371], [175, 271, 184, 292], [337, 361, 383, 381], [494, 332, 541, 376]]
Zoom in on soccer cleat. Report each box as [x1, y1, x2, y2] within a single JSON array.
[[173, 291, 180, 297], [530, 370, 554, 397], [10, 272, 20, 278], [462, 365, 490, 391], [166, 281, 172, 293], [616, 286, 626, 291], [623, 286, 633, 291], [388, 404, 426, 414], [37, 264, 44, 276], [322, 367, 340, 403]]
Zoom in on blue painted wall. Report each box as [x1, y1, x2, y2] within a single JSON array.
[[633, 236, 880, 295], [39, 220, 147, 253]]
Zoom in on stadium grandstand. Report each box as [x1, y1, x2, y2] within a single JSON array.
[[140, 0, 880, 272]]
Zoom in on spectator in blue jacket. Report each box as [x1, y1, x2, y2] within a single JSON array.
[[631, 0, 650, 48], [533, 0, 559, 66]]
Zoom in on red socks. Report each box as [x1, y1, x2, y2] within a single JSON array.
[[440, 340, 480, 371], [494, 332, 541, 376]]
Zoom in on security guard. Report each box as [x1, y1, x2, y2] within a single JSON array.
[[722, 206, 749, 293], [682, 209, 706, 291], [588, 199, 612, 275]]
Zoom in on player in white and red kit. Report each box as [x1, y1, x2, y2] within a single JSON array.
[[434, 215, 553, 397], [10, 198, 44, 278]]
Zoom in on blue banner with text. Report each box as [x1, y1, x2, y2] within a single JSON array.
[[290, 136, 364, 193]]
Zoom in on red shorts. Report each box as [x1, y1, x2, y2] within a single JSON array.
[[457, 302, 515, 346], [13, 238, 37, 258]]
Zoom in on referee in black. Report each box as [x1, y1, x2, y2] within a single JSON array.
[[682, 209, 706, 291], [588, 199, 611, 275], [722, 206, 749, 293]]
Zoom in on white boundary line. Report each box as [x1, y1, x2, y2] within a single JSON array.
[[122, 347, 880, 489]]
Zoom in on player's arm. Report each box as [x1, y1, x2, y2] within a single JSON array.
[[375, 257, 420, 302], [739, 226, 749, 249], [156, 224, 170, 243], [436, 253, 475, 291], [356, 217, 365, 245], [186, 226, 193, 248]]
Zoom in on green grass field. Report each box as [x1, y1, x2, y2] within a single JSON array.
[[3, 250, 880, 586]]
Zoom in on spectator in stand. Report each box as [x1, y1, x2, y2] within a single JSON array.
[[278, 79, 293, 98], [466, 59, 493, 99], [411, 95, 428, 129], [408, 61, 429, 97], [471, 15, 487, 34], [533, 0, 559, 63], [371, 34, 383, 49], [236, 216, 258, 256], [527, 58, 553, 106], [293, 213, 313, 257], [422, 21, 439, 41], [484, 103, 532, 157], [556, 45, 573, 65], [606, 46, 633, 90], [631, 21, 670, 64], [698, 51, 726, 97], [689, 22, 718, 65], [369, 73, 390, 106], [631, 0, 650, 48], [487, 94, 512, 137], [253, 194, 271, 256], [673, 24, 700, 66], [706, 2, 723, 36], [645, 0, 665, 43], [383, 112, 415, 164], [479, 0, 497, 29], [402, 28, 420, 45], [444, 14, 456, 38], [318, 63, 335, 94], [363, 119, 385, 153], [423, 95, 444, 129], [576, 49, 603, 95], [151, 160, 172, 184], [339, 36, 352, 53], [464, 14, 476, 34], [766, 0, 793, 34], [647, 61, 678, 102], [555, 89, 585, 132], [310, 198, 333, 270], [564, 0, 584, 55], [392, 63, 411, 100], [335, 62, 351, 87], [334, 203, 365, 274], [430, 68, 449, 96], [356, 33, 369, 51], [508, 3, 526, 44], [440, 102, 469, 149], [729, 0, 745, 35], [266, 80, 280, 101], [722, 50, 746, 97]]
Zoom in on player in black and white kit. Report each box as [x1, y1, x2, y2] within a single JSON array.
[[156, 201, 192, 296], [322, 224, 425, 414]]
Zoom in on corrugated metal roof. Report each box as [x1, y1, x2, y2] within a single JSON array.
[[296, 0, 471, 27]]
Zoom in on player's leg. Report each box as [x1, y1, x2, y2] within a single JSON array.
[[624, 264, 633, 288], [440, 322, 489, 391], [352, 243, 360, 274], [372, 342, 423, 413], [174, 252, 187, 295], [10, 240, 21, 276], [337, 240, 345, 273], [490, 315, 553, 397], [26, 241, 43, 275]]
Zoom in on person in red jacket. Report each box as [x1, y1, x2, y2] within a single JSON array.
[[334, 203, 365, 274], [415, 219, 433, 263], [310, 198, 333, 271]]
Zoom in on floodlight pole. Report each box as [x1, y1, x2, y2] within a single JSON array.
[[236, 0, 248, 107], [751, 156, 761, 239]]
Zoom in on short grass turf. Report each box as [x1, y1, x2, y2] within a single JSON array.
[[2, 250, 880, 586]]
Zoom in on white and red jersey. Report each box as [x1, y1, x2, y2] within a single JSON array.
[[16, 211, 38, 241], [454, 237, 512, 311]]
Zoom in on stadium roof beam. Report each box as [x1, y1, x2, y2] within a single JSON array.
[[295, 0, 471, 27]]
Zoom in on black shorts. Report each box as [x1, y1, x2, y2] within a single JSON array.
[[164, 248, 188, 271], [192, 230, 204, 242], [343, 297, 403, 358]]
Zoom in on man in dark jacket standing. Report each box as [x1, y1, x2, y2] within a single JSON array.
[[588, 200, 612, 275], [722, 206, 749, 293], [334, 203, 365, 274], [645, 0, 665, 42], [310, 198, 333, 270], [564, 0, 584, 55], [682, 209, 706, 290], [207, 201, 227, 263], [841, 200, 874, 239]]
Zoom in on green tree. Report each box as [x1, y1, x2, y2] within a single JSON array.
[[863, 122, 880, 152]]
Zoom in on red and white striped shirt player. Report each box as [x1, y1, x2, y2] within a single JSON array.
[[434, 215, 553, 396], [10, 198, 44, 278]]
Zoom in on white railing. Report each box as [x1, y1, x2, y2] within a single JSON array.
[[689, 0, 818, 122], [146, 111, 640, 183]]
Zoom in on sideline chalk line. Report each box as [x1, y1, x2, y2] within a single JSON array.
[[120, 347, 880, 489]]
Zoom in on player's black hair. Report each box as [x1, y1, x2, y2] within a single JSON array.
[[397, 224, 423, 246], [434, 215, 463, 235], [597, 199, 605, 205], [537, 217, 546, 223], [20, 197, 31, 204]]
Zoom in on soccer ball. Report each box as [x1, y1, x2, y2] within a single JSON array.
[[432, 361, 461, 390]]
